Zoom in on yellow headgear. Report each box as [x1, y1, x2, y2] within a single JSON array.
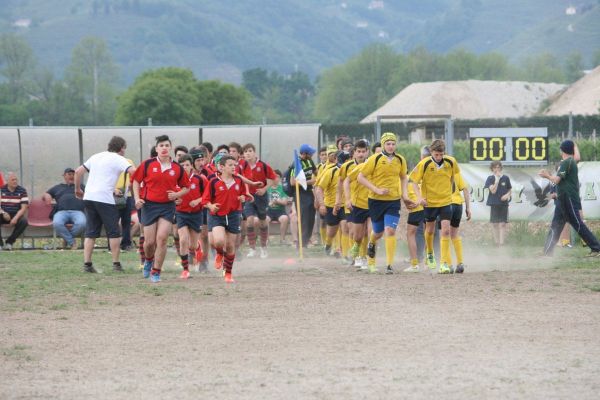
[[381, 132, 396, 144], [326, 144, 338, 155]]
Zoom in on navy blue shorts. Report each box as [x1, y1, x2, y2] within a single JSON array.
[[84, 200, 121, 239], [267, 208, 287, 221], [490, 204, 509, 223], [407, 210, 425, 227], [450, 204, 463, 228], [368, 198, 401, 223], [136, 208, 142, 225], [349, 206, 369, 224], [244, 192, 269, 220], [141, 201, 176, 226], [201, 208, 209, 225], [208, 211, 242, 234], [325, 206, 345, 226], [424, 205, 453, 222], [176, 211, 203, 232]]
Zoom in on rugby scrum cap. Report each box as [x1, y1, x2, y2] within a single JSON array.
[[337, 150, 351, 165], [299, 144, 316, 155], [189, 148, 205, 161], [381, 132, 396, 143], [326, 144, 338, 155], [560, 139, 574, 155], [212, 152, 224, 165]]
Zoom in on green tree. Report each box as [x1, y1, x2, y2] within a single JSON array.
[[116, 67, 200, 125], [0, 34, 35, 103], [65, 36, 119, 124], [196, 80, 252, 124], [314, 44, 399, 123], [563, 51, 584, 83], [519, 53, 566, 83]]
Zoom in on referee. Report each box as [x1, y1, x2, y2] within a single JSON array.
[[291, 144, 318, 248]]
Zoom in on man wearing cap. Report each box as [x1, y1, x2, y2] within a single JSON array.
[[291, 144, 318, 248], [540, 140, 600, 257], [43, 168, 87, 250]]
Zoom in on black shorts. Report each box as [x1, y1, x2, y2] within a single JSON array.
[[176, 211, 202, 232], [349, 206, 369, 224], [244, 192, 269, 220], [208, 211, 242, 234], [201, 208, 209, 225], [325, 206, 345, 226], [407, 210, 425, 227], [490, 204, 509, 223], [141, 201, 176, 226], [267, 208, 287, 221], [450, 204, 463, 228], [136, 208, 143, 225], [84, 200, 121, 239], [424, 205, 452, 222], [368, 198, 401, 223]]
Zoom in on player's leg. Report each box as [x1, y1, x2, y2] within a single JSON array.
[[405, 210, 423, 272], [382, 211, 400, 274], [150, 217, 173, 282], [177, 225, 191, 278], [450, 204, 465, 273], [438, 206, 453, 274], [278, 213, 289, 243], [563, 197, 600, 253], [212, 225, 226, 270]]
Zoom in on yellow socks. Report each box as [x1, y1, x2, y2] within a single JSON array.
[[359, 235, 368, 257], [425, 231, 434, 254], [452, 237, 463, 265], [385, 235, 396, 266], [411, 258, 419, 267], [324, 234, 333, 247], [441, 236, 450, 265]]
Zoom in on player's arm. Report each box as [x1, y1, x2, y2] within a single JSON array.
[[400, 174, 416, 209], [74, 166, 87, 199], [462, 186, 472, 220], [357, 172, 388, 196], [343, 177, 352, 210], [314, 183, 326, 216], [574, 143, 581, 163]]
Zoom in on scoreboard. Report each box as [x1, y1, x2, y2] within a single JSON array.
[[469, 127, 548, 166]]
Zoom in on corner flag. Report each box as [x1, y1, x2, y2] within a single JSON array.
[[293, 150, 307, 190]]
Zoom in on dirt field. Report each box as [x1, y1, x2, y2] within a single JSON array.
[[1, 247, 600, 399]]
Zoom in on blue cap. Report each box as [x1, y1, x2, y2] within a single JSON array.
[[299, 144, 316, 155]]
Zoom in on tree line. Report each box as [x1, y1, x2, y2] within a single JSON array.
[[1, 35, 598, 126]]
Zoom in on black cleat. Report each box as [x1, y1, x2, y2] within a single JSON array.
[[385, 265, 394, 275], [367, 242, 376, 259], [455, 263, 465, 274], [83, 263, 97, 273], [112, 262, 124, 272]]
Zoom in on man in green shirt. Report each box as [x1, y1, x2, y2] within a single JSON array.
[[539, 140, 600, 256]]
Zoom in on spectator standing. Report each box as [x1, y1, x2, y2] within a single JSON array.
[[484, 161, 512, 246], [0, 172, 29, 250], [43, 168, 86, 250]]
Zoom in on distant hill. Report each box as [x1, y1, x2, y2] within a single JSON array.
[[1, 0, 598, 86]]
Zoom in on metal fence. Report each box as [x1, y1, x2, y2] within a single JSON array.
[[0, 124, 320, 198]]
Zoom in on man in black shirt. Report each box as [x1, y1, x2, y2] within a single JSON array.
[[43, 168, 86, 250], [484, 161, 512, 246], [291, 144, 318, 248]]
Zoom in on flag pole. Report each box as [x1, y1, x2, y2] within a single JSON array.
[[295, 180, 304, 260]]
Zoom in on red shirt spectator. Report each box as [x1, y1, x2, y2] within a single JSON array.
[[132, 158, 189, 203], [202, 175, 246, 216], [177, 172, 208, 213]]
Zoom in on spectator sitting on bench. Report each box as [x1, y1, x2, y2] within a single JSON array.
[[43, 168, 86, 250], [266, 170, 292, 245], [0, 172, 29, 250]]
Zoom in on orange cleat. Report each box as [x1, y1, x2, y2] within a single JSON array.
[[224, 272, 234, 283], [179, 269, 190, 279], [215, 253, 224, 270]]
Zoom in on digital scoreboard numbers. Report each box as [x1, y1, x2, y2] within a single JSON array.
[[469, 128, 548, 166]]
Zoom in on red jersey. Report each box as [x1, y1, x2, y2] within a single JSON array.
[[240, 159, 277, 194], [176, 172, 208, 213], [202, 162, 217, 178], [132, 158, 189, 203], [202, 175, 246, 216]]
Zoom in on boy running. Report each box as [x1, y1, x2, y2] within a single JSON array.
[[132, 135, 189, 283], [409, 139, 460, 274], [358, 132, 414, 274]]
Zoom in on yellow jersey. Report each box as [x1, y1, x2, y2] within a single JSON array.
[[315, 163, 339, 208], [451, 173, 467, 205], [359, 152, 407, 201], [344, 160, 370, 210], [115, 158, 135, 197], [409, 155, 460, 207]]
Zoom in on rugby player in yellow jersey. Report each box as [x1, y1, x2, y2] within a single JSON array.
[[449, 171, 472, 273], [315, 145, 345, 256], [358, 132, 415, 274], [333, 149, 353, 261], [341, 139, 370, 269], [409, 139, 460, 274], [315, 146, 328, 245]]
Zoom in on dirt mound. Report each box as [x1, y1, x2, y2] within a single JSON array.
[[545, 66, 600, 116], [362, 80, 565, 122]]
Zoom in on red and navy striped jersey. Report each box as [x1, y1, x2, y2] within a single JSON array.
[[176, 172, 208, 213], [240, 159, 277, 194], [132, 158, 189, 203], [202, 175, 246, 216]]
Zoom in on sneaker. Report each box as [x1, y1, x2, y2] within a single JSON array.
[[324, 244, 331, 255], [349, 243, 360, 258], [83, 263, 97, 273], [3, 243, 12, 251], [179, 269, 190, 279], [143, 260, 154, 279], [438, 263, 451, 274], [426, 253, 437, 270], [385, 265, 394, 275], [403, 265, 420, 273], [247, 248, 257, 258], [150, 273, 161, 283], [367, 242, 376, 259], [455, 263, 465, 274], [585, 251, 600, 258], [260, 247, 268, 259], [215, 253, 224, 270], [224, 272, 235, 283], [367, 257, 377, 273], [112, 262, 124, 272]]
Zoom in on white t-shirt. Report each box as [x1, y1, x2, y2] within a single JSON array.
[[83, 151, 132, 204]]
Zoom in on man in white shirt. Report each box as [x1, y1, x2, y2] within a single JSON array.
[[75, 136, 136, 273]]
